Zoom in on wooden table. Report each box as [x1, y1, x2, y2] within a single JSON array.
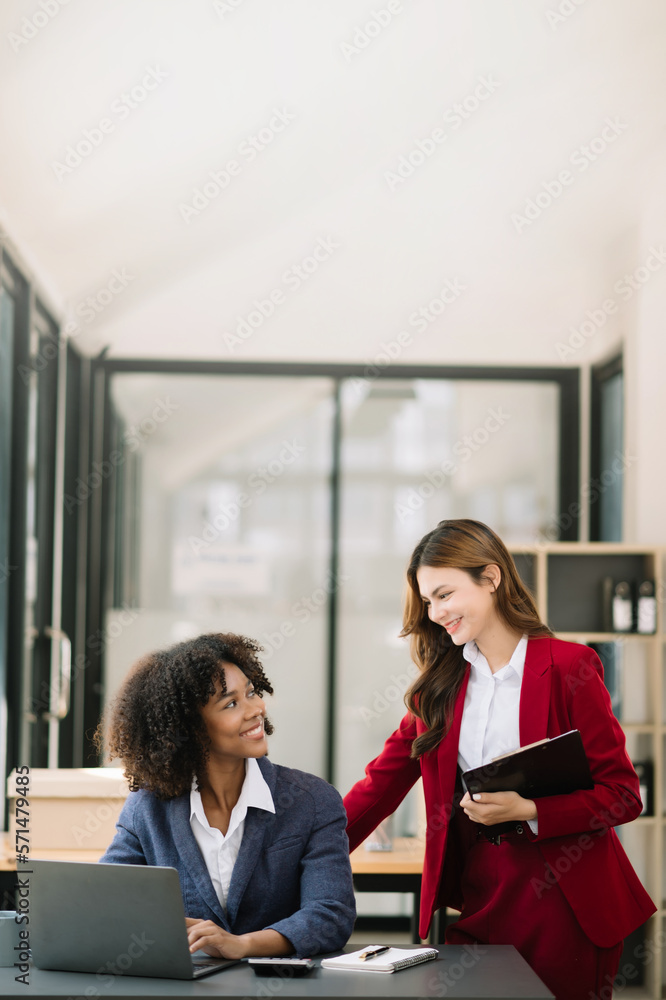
[[0, 832, 105, 908], [350, 837, 427, 943], [0, 832, 102, 869], [1, 833, 426, 867], [349, 836, 424, 876], [1, 834, 433, 942]]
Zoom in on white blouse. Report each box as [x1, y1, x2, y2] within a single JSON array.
[[189, 757, 275, 911], [458, 634, 538, 833]]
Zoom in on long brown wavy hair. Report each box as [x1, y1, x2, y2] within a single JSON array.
[[402, 519, 551, 758]]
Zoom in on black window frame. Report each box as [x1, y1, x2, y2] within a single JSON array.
[[590, 353, 623, 542], [86, 358, 580, 780]]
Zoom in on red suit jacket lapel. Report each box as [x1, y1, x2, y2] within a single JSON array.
[[435, 662, 470, 796], [519, 636, 553, 745], [434, 635, 554, 821], [419, 664, 469, 930]]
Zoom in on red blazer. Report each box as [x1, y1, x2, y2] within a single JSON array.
[[343, 637, 656, 946]]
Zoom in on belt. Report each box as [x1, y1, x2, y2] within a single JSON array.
[[475, 821, 525, 846]]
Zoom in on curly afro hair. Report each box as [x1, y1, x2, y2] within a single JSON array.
[[96, 632, 274, 799]]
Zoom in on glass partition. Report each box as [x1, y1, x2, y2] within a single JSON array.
[[0, 283, 14, 796], [105, 371, 560, 787], [107, 374, 335, 776], [335, 378, 559, 819]]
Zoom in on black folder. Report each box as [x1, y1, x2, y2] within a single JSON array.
[[462, 729, 594, 799]]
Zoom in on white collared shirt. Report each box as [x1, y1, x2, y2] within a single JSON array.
[[458, 634, 538, 833], [190, 757, 275, 911]]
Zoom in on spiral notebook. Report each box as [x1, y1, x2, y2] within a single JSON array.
[[321, 946, 438, 974]]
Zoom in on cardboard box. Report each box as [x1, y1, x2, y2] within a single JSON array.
[[7, 768, 130, 850]]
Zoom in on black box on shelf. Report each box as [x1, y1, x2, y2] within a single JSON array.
[[636, 580, 657, 634], [601, 577, 657, 634], [548, 554, 648, 633], [601, 577, 634, 633], [511, 552, 536, 599], [589, 642, 622, 720], [632, 760, 653, 817], [619, 922, 646, 986]]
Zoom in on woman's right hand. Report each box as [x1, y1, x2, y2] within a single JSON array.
[[185, 918, 292, 959], [460, 790, 537, 824]]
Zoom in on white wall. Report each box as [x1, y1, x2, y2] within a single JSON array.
[[2, 0, 666, 373], [3, 1, 666, 547], [625, 144, 666, 544]]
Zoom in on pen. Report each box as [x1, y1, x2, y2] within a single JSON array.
[[358, 946, 390, 961]]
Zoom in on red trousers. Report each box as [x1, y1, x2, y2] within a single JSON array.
[[444, 822, 623, 1000]]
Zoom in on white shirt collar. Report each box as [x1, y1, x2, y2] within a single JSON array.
[[189, 757, 275, 840], [462, 634, 528, 680]]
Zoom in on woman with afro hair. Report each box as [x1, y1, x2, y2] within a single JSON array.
[[98, 632, 355, 960]]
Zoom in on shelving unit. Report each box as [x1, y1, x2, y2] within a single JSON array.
[[509, 543, 663, 999]]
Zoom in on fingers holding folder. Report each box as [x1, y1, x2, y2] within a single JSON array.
[[460, 789, 538, 825]]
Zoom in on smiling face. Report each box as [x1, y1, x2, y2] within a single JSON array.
[[416, 564, 502, 649], [199, 662, 268, 763]]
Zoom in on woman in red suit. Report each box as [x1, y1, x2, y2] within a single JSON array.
[[343, 519, 655, 1000]]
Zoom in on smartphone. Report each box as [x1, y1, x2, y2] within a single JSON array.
[[248, 957, 315, 977]]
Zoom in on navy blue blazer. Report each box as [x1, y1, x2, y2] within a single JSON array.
[[100, 757, 356, 956]]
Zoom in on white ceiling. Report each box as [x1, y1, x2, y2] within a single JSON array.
[[1, 0, 665, 366]]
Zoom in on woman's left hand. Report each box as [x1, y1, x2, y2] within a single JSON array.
[[460, 790, 537, 825], [185, 918, 249, 959]]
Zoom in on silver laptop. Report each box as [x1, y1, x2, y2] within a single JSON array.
[[30, 859, 239, 979]]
